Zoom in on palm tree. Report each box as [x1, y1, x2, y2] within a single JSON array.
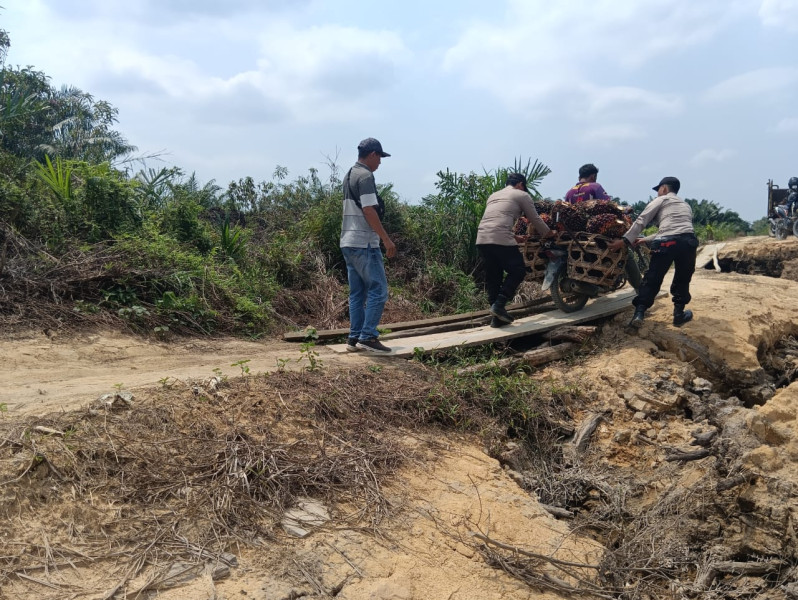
[[38, 85, 136, 163]]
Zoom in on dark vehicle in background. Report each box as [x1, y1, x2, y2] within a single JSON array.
[[768, 178, 798, 239]]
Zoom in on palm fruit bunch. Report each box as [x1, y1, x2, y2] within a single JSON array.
[[580, 199, 624, 218], [551, 201, 587, 232], [585, 213, 628, 237], [534, 200, 553, 215], [539, 212, 553, 229], [513, 216, 530, 236]]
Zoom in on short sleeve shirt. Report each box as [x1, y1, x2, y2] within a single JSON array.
[[564, 182, 611, 204], [340, 162, 380, 248]]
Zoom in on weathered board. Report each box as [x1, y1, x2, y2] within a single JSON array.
[[282, 297, 553, 342], [328, 288, 638, 357]]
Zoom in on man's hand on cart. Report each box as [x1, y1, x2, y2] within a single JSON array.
[[607, 238, 627, 251]]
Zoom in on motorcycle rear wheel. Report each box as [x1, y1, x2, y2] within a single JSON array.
[[792, 219, 798, 237], [776, 220, 790, 240], [550, 268, 589, 313]]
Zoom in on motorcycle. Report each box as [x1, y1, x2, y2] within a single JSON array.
[[768, 177, 798, 240]]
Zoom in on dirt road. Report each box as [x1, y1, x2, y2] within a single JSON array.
[[0, 331, 363, 415]]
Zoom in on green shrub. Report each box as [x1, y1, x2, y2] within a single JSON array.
[[158, 196, 212, 253]]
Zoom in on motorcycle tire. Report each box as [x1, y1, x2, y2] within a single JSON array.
[[776, 220, 790, 240], [792, 219, 798, 238], [550, 268, 589, 313], [625, 247, 647, 291], [768, 222, 776, 237]]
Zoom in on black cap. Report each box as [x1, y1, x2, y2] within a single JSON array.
[[506, 172, 529, 192], [652, 176, 680, 194], [357, 137, 390, 157]]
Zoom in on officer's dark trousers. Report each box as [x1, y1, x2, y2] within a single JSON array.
[[632, 233, 699, 310], [477, 244, 527, 304]]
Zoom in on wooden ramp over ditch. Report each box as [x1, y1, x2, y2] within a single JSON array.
[[329, 287, 637, 358]]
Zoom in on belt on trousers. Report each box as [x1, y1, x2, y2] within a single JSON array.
[[656, 233, 696, 243]]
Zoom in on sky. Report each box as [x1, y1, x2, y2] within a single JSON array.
[[2, 0, 798, 222]]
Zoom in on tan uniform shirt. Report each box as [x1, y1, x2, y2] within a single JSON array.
[[623, 193, 694, 243], [476, 186, 550, 246]]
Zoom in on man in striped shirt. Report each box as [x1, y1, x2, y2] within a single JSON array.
[[340, 138, 396, 354]]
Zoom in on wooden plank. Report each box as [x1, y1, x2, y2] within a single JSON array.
[[282, 297, 553, 342], [328, 288, 638, 357]]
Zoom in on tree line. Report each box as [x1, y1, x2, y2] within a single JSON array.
[[0, 27, 762, 336]]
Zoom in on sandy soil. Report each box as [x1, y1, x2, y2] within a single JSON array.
[[0, 331, 367, 416]]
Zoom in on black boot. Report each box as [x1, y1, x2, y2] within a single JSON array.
[[628, 307, 645, 329], [489, 316, 505, 328], [490, 294, 513, 324], [673, 305, 693, 327]]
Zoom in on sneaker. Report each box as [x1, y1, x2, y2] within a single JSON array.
[[356, 338, 392, 354], [346, 337, 361, 352]]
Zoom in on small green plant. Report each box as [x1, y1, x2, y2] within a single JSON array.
[[412, 347, 426, 361], [34, 154, 73, 203], [368, 365, 383, 373], [73, 300, 99, 314], [0, 403, 7, 413], [211, 367, 228, 382], [158, 376, 179, 388], [118, 305, 150, 320], [219, 216, 246, 261], [303, 326, 319, 341], [113, 383, 124, 392], [299, 341, 323, 372], [275, 357, 290, 372], [231, 359, 251, 377]]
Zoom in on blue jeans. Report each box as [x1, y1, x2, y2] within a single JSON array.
[[341, 246, 388, 340]]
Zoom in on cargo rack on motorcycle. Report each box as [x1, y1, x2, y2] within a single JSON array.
[[521, 232, 628, 288]]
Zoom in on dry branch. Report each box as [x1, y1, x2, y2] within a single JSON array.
[[544, 326, 597, 344], [570, 411, 609, 453], [0, 369, 413, 588], [539, 504, 574, 519], [456, 342, 576, 376], [716, 473, 756, 492], [664, 447, 712, 462], [695, 559, 786, 590]]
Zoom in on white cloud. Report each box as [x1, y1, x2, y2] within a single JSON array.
[[5, 2, 410, 125], [579, 124, 646, 144], [585, 87, 683, 119], [759, 0, 798, 31], [72, 21, 409, 125], [442, 0, 742, 120], [773, 117, 798, 133], [246, 23, 411, 121], [702, 67, 798, 103], [690, 148, 736, 165]]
